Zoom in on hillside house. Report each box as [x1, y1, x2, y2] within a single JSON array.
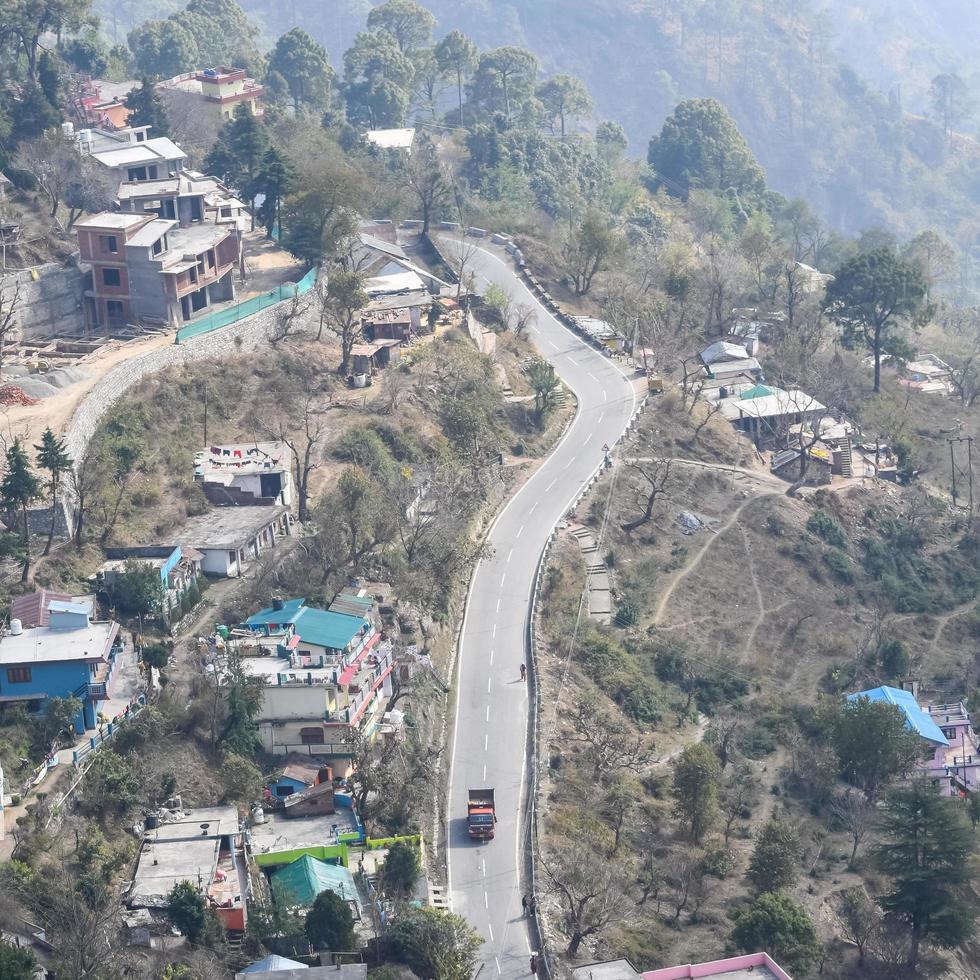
[[364, 128, 415, 152], [718, 385, 825, 445], [179, 506, 290, 577], [76, 210, 240, 329], [0, 601, 121, 731], [571, 953, 791, 980], [128, 806, 249, 933], [98, 545, 202, 609], [195, 441, 293, 508], [237, 962, 367, 980], [236, 597, 393, 764], [158, 66, 264, 121], [699, 341, 763, 386], [899, 353, 953, 394], [925, 701, 980, 795], [350, 339, 401, 377], [80, 125, 187, 184], [271, 854, 359, 911], [117, 170, 247, 232]]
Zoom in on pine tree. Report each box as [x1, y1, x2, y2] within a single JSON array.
[[34, 427, 72, 556], [875, 780, 976, 968], [204, 105, 269, 230], [255, 146, 295, 239], [125, 78, 170, 137], [1, 439, 42, 582]]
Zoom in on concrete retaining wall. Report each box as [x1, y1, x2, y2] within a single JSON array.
[[62, 302, 282, 469], [1, 263, 87, 340]]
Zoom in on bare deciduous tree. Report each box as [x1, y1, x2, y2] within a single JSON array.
[[831, 790, 876, 866], [621, 457, 673, 532], [569, 693, 652, 779], [260, 378, 329, 522], [270, 292, 307, 347], [541, 838, 632, 957], [721, 764, 760, 845]]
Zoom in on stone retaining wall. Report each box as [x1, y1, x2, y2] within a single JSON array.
[[62, 303, 281, 469], [1, 262, 87, 340]]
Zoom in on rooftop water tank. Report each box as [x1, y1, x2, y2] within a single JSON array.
[[10, 619, 22, 635]]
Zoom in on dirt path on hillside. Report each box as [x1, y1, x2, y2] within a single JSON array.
[[653, 490, 784, 625]]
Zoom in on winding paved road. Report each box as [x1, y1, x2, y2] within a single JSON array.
[[441, 237, 639, 979]]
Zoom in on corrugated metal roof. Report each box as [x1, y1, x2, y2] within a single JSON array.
[[848, 686, 949, 746]]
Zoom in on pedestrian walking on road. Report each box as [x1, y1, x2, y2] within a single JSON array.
[[530, 953, 539, 975], [521, 894, 529, 916], [520, 663, 527, 681]]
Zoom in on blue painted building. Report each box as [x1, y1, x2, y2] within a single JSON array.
[[0, 601, 121, 732]]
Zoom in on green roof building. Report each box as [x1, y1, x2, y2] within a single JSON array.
[[272, 855, 359, 909]]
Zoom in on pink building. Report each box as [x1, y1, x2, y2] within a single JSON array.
[[572, 953, 791, 980], [925, 701, 980, 796]]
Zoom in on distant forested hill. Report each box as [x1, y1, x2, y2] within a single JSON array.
[[106, 0, 980, 256]]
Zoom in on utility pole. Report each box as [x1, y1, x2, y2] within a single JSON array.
[[947, 435, 975, 514], [202, 387, 208, 447]]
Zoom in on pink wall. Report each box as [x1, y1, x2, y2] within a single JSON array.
[[642, 953, 792, 980]]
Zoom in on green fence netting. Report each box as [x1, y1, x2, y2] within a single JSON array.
[[175, 266, 318, 344]]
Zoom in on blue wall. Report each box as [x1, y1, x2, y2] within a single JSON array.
[[0, 659, 100, 731]]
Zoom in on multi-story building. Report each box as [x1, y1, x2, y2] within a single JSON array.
[[79, 124, 187, 184], [236, 597, 394, 768], [0, 598, 121, 731], [158, 66, 264, 121], [76, 210, 240, 328]]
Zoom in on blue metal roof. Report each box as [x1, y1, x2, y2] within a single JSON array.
[[847, 686, 949, 746], [293, 607, 366, 651], [244, 597, 367, 651], [244, 597, 306, 626]]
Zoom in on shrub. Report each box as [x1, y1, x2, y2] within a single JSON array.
[[823, 547, 855, 583], [879, 638, 910, 679], [807, 510, 847, 549], [620, 680, 664, 725], [615, 593, 638, 628]]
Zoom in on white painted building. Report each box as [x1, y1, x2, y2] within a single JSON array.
[[179, 506, 290, 577]]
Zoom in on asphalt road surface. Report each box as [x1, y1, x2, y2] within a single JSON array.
[[441, 237, 639, 979]]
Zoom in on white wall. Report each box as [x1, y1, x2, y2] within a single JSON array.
[[199, 547, 237, 577], [260, 685, 329, 722]]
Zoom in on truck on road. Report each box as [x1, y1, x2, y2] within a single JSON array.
[[467, 788, 496, 839]]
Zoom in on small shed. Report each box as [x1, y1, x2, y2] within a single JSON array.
[[281, 780, 336, 818], [267, 755, 329, 799]]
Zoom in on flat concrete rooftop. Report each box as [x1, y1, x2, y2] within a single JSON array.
[[180, 505, 288, 550]]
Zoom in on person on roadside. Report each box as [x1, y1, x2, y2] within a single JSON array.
[[520, 663, 527, 681], [530, 953, 539, 975], [521, 894, 529, 916]]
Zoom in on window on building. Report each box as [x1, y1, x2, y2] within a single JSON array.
[[102, 268, 121, 287], [106, 300, 124, 316], [136, 130, 146, 142], [148, 165, 159, 179], [100, 235, 118, 254], [128, 166, 147, 181], [152, 238, 163, 256], [300, 727, 325, 744], [6, 667, 31, 683]]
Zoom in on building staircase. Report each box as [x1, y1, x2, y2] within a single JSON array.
[[838, 437, 853, 478]]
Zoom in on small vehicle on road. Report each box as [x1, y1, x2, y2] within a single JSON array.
[[467, 787, 496, 839]]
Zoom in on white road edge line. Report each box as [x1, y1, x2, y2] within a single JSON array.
[[441, 234, 640, 940]]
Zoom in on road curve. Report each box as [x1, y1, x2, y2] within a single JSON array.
[[441, 237, 638, 979]]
